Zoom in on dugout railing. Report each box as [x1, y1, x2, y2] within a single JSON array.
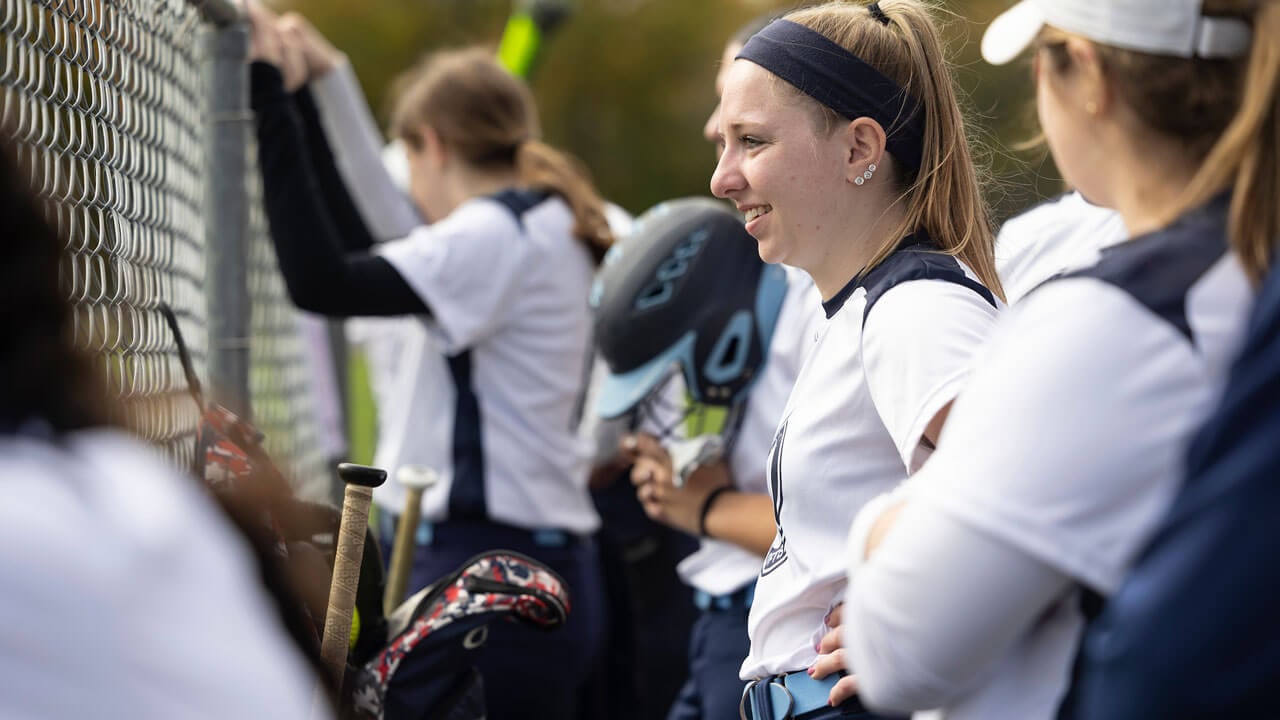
[[0, 0, 332, 495]]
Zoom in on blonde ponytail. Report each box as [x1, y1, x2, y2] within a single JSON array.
[[1174, 0, 1280, 282], [786, 1, 1004, 300]]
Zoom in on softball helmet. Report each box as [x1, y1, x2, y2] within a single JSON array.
[[590, 197, 787, 420]]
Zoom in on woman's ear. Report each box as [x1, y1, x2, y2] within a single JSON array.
[[1064, 37, 1111, 116], [420, 125, 448, 169], [844, 117, 887, 186]]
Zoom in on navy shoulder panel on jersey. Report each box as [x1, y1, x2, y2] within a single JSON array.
[[821, 230, 997, 322], [1053, 194, 1229, 343], [488, 188, 553, 228]]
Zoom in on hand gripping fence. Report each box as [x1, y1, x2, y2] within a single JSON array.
[[0, 0, 329, 493]]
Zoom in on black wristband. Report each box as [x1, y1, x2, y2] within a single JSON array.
[[698, 486, 733, 538]]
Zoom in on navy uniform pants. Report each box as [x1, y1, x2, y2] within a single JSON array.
[[666, 588, 753, 720]]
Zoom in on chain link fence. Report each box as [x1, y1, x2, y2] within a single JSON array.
[[0, 0, 331, 492]]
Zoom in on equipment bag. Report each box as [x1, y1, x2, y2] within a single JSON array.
[[351, 550, 571, 720]]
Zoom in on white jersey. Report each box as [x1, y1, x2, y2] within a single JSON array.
[[847, 196, 1252, 719], [741, 238, 1001, 679], [0, 429, 323, 719], [373, 191, 601, 534], [675, 266, 823, 596], [996, 192, 1126, 303]]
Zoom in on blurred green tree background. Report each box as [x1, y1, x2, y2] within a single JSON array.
[[281, 0, 1062, 223]]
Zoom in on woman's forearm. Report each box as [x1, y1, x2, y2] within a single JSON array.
[[702, 490, 777, 557], [845, 500, 1072, 713]]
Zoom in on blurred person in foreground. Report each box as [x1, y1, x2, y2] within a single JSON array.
[[830, 0, 1275, 717], [0, 139, 324, 717], [1073, 160, 1280, 720]]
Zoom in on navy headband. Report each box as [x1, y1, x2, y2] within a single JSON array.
[[737, 19, 925, 171]]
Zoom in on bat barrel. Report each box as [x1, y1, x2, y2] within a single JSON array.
[[383, 465, 440, 614]]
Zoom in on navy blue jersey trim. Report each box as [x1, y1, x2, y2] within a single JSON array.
[[488, 188, 552, 228], [441, 187, 551, 521], [821, 230, 997, 321], [446, 351, 487, 520], [1053, 194, 1230, 344]]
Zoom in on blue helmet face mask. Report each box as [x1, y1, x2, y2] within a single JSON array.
[[590, 197, 788, 432]]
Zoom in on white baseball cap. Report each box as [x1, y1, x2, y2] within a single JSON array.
[[982, 0, 1252, 66]]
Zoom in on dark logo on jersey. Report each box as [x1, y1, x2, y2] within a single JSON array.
[[761, 418, 789, 576]]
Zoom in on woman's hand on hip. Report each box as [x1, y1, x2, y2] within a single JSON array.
[[809, 603, 862, 707]]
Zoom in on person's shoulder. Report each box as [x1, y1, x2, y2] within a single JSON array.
[[997, 191, 1115, 240], [0, 428, 207, 572], [0, 427, 172, 479], [68, 427, 178, 467], [860, 244, 998, 325], [1053, 195, 1235, 343]]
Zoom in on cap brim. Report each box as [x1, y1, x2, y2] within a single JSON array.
[[982, 1, 1046, 66], [594, 333, 696, 420]]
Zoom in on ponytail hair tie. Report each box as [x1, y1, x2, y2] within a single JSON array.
[[868, 2, 890, 26]]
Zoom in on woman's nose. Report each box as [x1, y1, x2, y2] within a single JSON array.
[[710, 148, 743, 199]]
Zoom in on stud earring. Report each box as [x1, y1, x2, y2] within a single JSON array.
[[855, 163, 877, 186]]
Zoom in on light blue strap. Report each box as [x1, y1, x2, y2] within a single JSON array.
[[777, 671, 842, 717]]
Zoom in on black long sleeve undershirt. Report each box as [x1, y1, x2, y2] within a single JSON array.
[[250, 62, 429, 318], [291, 87, 378, 253]]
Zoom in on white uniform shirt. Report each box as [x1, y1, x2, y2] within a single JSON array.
[[996, 192, 1126, 304], [0, 429, 324, 718], [374, 193, 601, 534], [742, 239, 1000, 679], [845, 197, 1253, 719], [674, 267, 824, 596]]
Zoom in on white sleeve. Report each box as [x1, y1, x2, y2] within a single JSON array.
[[375, 206, 527, 351], [915, 279, 1205, 592], [861, 280, 999, 472], [308, 61, 421, 240], [843, 493, 1072, 714]]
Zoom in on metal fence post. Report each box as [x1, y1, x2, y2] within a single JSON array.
[[203, 20, 252, 419]]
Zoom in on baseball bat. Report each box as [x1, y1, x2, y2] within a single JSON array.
[[383, 464, 440, 615], [319, 462, 387, 687], [497, 0, 575, 79]]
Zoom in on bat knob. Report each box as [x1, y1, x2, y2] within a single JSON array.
[[337, 463, 388, 488], [525, 0, 573, 33], [396, 464, 441, 491]]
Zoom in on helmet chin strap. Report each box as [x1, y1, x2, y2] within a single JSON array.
[[630, 366, 750, 488]]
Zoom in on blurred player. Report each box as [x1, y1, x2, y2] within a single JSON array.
[[244, 5, 612, 716]]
